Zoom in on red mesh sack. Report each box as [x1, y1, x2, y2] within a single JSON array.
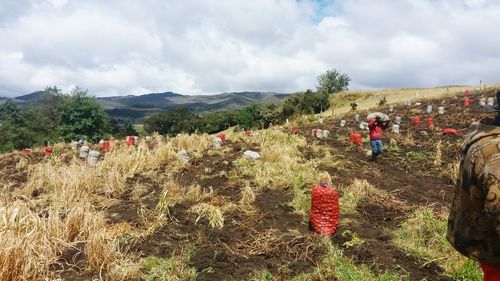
[[349, 132, 355, 142], [411, 116, 421, 126], [44, 146, 53, 156], [309, 183, 339, 237], [427, 117, 434, 128], [103, 140, 110, 152], [349, 133, 362, 145], [443, 128, 458, 135], [464, 97, 471, 107], [127, 136, 135, 146], [218, 133, 225, 142]]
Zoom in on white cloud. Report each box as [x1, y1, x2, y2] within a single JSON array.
[[0, 0, 500, 97]]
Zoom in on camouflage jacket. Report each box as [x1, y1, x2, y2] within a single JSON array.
[[447, 121, 500, 267]]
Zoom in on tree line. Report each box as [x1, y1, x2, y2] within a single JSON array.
[[144, 69, 350, 135], [0, 87, 137, 153], [0, 68, 350, 152]]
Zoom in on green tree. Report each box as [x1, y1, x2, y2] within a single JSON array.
[[58, 88, 109, 142], [235, 104, 259, 130], [27, 86, 68, 141], [198, 111, 236, 134], [109, 118, 138, 139], [0, 100, 38, 152], [316, 68, 351, 95], [144, 108, 198, 136]]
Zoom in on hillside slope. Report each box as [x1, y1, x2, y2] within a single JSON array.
[[0, 87, 497, 280]]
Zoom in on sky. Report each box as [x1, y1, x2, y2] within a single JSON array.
[[1, 0, 500, 97]]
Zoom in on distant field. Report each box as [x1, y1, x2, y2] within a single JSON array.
[[133, 124, 144, 133], [324, 84, 499, 116]]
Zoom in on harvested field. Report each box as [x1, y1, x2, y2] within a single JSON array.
[[0, 88, 497, 280]]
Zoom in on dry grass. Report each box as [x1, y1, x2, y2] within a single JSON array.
[[235, 229, 321, 264], [401, 130, 415, 146], [239, 183, 256, 207], [0, 132, 216, 280], [434, 140, 443, 166], [157, 179, 212, 218], [340, 179, 387, 215], [0, 202, 109, 280], [191, 203, 225, 229], [440, 161, 460, 185], [234, 129, 330, 191]]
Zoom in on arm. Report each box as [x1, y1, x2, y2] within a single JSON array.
[[380, 120, 390, 130], [368, 118, 376, 128]]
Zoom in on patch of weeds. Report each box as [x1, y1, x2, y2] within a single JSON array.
[[341, 230, 365, 248], [292, 238, 406, 281], [289, 188, 311, 216], [386, 140, 400, 152], [450, 259, 482, 281], [405, 151, 427, 162], [141, 246, 197, 281], [250, 269, 273, 281], [393, 208, 482, 279]]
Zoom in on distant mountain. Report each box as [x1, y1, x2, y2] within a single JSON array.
[[2, 90, 289, 123], [15, 91, 46, 101], [95, 91, 288, 122]]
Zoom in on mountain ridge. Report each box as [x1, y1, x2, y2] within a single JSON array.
[[1, 90, 290, 123]]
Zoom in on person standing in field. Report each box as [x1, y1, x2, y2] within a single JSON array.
[[368, 116, 390, 162], [447, 89, 500, 280]]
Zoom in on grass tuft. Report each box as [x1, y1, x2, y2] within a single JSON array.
[[393, 207, 482, 279]]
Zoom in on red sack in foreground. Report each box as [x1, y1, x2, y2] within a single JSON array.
[[443, 128, 458, 135], [309, 183, 339, 237]]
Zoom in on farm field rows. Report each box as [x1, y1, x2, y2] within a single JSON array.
[[0, 88, 497, 281]]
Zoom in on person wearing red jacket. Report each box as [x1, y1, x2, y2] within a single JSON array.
[[368, 116, 390, 162]]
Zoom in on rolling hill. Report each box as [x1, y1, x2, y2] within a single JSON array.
[[0, 90, 289, 123]]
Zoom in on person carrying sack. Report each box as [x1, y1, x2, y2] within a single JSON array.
[[447, 89, 500, 281], [368, 115, 390, 162]]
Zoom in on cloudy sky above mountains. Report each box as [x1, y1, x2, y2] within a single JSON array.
[[1, 0, 499, 97]]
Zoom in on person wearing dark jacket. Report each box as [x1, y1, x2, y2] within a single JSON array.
[[368, 116, 389, 162], [447, 89, 500, 280]]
